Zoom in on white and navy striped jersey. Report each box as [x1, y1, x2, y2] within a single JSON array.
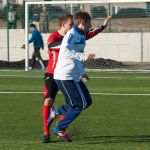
[[54, 25, 87, 81]]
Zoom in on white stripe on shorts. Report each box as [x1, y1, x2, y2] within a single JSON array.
[[74, 81, 87, 109], [61, 80, 73, 106]]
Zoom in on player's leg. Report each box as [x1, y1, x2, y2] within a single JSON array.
[[78, 80, 92, 109], [42, 73, 58, 143], [55, 80, 92, 127], [30, 48, 37, 69], [35, 48, 45, 70], [52, 80, 92, 141]]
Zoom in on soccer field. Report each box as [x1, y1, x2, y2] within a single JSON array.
[[1, 70, 150, 150]]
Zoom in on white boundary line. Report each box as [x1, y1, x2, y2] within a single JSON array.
[[0, 91, 150, 96], [1, 69, 150, 73], [0, 75, 43, 78], [1, 75, 150, 79], [0, 75, 122, 78]]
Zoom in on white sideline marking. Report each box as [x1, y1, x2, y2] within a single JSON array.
[[90, 77, 122, 79], [0, 92, 42, 94], [92, 93, 150, 96], [1, 75, 150, 80], [0, 91, 150, 96], [1, 69, 150, 73], [0, 75, 42, 78], [136, 77, 150, 79], [0, 75, 123, 79], [1, 74, 150, 80]]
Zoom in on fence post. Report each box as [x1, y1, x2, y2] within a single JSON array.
[[6, 0, 10, 62], [108, 3, 111, 32], [141, 32, 143, 62]]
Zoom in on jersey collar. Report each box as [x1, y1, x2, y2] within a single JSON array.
[[74, 25, 84, 35]]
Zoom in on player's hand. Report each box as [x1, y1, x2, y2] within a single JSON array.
[[102, 16, 112, 28], [86, 53, 95, 60], [81, 74, 89, 83]]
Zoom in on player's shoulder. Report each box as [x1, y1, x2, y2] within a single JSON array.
[[65, 27, 76, 39], [48, 31, 59, 41], [49, 31, 59, 37], [50, 31, 64, 38], [48, 31, 64, 44], [67, 26, 80, 37], [70, 27, 76, 34]]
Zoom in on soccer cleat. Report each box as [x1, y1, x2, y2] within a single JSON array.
[[42, 134, 51, 143], [47, 107, 58, 127], [53, 127, 72, 142]]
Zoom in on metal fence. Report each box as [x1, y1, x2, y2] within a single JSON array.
[[1, 1, 150, 63]]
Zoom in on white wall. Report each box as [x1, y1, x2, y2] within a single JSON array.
[[0, 29, 150, 62], [85, 33, 143, 62]]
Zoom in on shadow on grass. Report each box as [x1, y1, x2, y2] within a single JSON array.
[[74, 135, 150, 145]]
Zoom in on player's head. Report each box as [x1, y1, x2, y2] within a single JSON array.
[[59, 14, 73, 34], [74, 11, 92, 33], [29, 24, 36, 32]]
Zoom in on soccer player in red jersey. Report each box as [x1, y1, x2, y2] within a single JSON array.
[[42, 14, 73, 143], [42, 14, 111, 143]]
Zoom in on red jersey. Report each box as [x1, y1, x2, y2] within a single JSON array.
[[47, 31, 64, 74], [46, 26, 104, 74]]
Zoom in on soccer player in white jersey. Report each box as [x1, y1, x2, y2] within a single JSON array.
[[48, 11, 111, 142]]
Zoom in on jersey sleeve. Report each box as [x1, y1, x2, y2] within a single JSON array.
[[86, 25, 105, 40], [61, 31, 86, 62], [47, 32, 61, 51], [28, 30, 36, 43]]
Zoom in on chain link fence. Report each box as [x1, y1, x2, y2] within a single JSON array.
[[0, 1, 150, 70]]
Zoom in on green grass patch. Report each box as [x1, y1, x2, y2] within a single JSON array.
[[1, 71, 150, 149]]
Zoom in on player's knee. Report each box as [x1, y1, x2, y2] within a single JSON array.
[[44, 97, 54, 106]]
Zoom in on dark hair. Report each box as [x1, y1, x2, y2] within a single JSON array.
[[30, 24, 36, 28], [59, 14, 73, 27], [74, 11, 91, 25]]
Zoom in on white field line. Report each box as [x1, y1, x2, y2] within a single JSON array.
[[1, 74, 150, 79], [0, 74, 149, 79], [135, 77, 150, 79], [0, 75, 42, 78], [1, 69, 150, 73], [0, 75, 123, 79], [0, 91, 150, 96]]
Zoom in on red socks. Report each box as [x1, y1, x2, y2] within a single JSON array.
[[43, 105, 50, 135]]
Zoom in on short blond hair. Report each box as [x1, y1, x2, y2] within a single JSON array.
[[74, 11, 91, 25], [59, 14, 73, 27]]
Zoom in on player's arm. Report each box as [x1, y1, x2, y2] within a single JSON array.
[[86, 16, 112, 40], [28, 30, 36, 43], [86, 26, 105, 40], [63, 32, 95, 61], [48, 42, 61, 49], [47, 33, 62, 51]]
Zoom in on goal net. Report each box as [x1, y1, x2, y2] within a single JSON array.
[[24, 0, 150, 71]]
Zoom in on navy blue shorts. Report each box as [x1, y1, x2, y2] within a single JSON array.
[[55, 80, 92, 109]]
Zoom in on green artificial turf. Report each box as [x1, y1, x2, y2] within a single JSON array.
[[1, 70, 150, 150]]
